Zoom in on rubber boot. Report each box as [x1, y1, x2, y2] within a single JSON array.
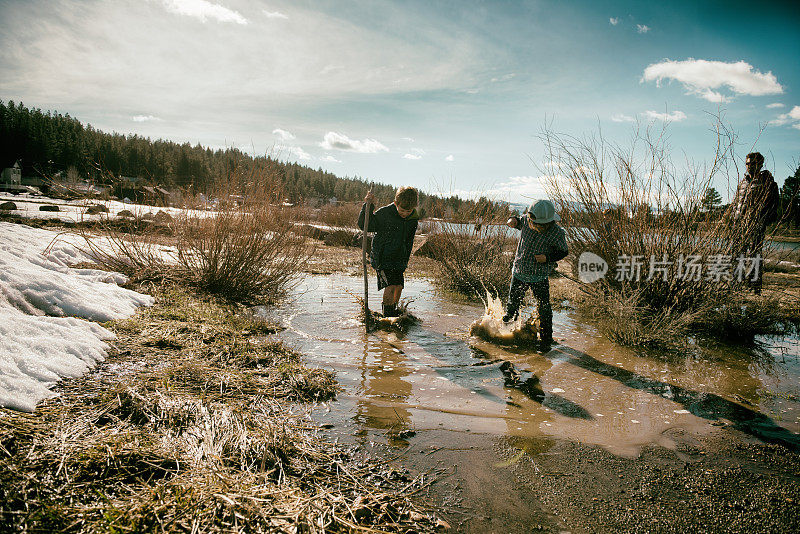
[[382, 303, 397, 317]]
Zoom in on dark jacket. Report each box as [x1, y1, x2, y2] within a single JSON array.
[[735, 170, 779, 225], [358, 202, 419, 271]]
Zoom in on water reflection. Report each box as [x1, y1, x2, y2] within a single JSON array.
[[266, 274, 800, 456], [354, 332, 414, 445], [552, 345, 800, 451]]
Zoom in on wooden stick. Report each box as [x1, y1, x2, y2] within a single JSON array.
[[362, 185, 373, 330]]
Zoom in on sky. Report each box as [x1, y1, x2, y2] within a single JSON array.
[[1, 0, 799, 204]]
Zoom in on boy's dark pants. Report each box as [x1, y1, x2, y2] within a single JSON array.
[[506, 277, 552, 341]]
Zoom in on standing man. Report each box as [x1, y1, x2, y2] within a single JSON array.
[[734, 152, 779, 292]]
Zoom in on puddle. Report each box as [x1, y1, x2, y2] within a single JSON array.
[[259, 274, 800, 457]]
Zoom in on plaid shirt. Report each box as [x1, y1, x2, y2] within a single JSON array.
[[511, 217, 568, 283]]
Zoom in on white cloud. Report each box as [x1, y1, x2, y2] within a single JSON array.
[[454, 175, 551, 202], [401, 137, 415, 142], [320, 155, 341, 163], [643, 110, 687, 122], [767, 103, 784, 109], [611, 113, 635, 123], [490, 73, 516, 83], [642, 59, 783, 102], [319, 132, 389, 153], [263, 10, 288, 20], [771, 106, 800, 128], [697, 88, 730, 103], [636, 24, 650, 33], [403, 154, 422, 160], [272, 128, 295, 140], [445, 154, 454, 162], [274, 144, 310, 160], [609, 17, 619, 25], [132, 114, 162, 122], [160, 0, 247, 24], [409, 148, 425, 156]]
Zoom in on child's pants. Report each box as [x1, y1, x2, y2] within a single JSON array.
[[506, 277, 552, 341]]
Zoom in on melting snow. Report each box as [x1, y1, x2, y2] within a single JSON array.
[[1, 222, 153, 411]]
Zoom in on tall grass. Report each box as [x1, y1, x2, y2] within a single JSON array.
[[315, 201, 363, 228], [540, 118, 798, 346], [79, 164, 312, 303], [423, 205, 514, 298]]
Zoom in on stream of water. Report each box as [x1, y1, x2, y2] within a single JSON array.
[[259, 274, 800, 457]]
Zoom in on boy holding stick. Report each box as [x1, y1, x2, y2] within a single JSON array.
[[358, 187, 420, 317]]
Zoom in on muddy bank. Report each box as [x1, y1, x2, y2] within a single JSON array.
[[492, 429, 800, 533]]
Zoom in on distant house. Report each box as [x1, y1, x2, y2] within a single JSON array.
[[1, 161, 22, 186], [141, 186, 174, 206]]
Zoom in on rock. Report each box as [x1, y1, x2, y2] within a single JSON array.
[[298, 224, 329, 240], [85, 203, 109, 214], [153, 210, 174, 224], [117, 209, 134, 218], [435, 518, 451, 530], [0, 201, 17, 210], [324, 229, 359, 247], [39, 204, 60, 212]]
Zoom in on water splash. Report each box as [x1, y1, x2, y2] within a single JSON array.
[[469, 292, 538, 345]]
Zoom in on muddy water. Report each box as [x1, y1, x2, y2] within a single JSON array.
[[260, 274, 800, 459]]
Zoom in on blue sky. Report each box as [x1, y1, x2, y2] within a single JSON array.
[[1, 0, 798, 203]]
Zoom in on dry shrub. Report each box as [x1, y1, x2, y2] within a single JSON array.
[[425, 210, 515, 298], [541, 118, 797, 346], [77, 164, 312, 302], [174, 174, 311, 302], [315, 201, 363, 228]]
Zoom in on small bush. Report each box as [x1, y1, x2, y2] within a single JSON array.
[[541, 118, 797, 347], [425, 214, 514, 298], [315, 202, 362, 228], [78, 164, 312, 303]]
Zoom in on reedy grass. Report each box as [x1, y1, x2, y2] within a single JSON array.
[[540, 118, 799, 348], [0, 283, 441, 533], [75, 164, 313, 303], [423, 215, 515, 299]]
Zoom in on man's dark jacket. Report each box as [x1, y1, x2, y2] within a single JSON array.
[[358, 203, 419, 271], [735, 170, 779, 225]]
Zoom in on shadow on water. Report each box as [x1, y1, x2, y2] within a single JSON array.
[[509, 372, 593, 420], [398, 317, 799, 449], [550, 344, 800, 451], [402, 325, 594, 420]]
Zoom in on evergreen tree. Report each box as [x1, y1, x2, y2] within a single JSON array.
[[701, 187, 722, 211], [780, 165, 800, 227]]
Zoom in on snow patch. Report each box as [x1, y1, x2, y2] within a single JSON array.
[[1, 222, 153, 411]]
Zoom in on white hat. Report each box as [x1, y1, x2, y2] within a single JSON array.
[[526, 199, 560, 223]]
